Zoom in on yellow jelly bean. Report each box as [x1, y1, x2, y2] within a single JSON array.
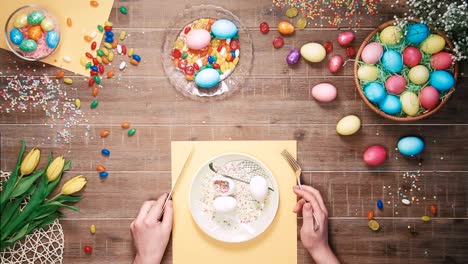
[[421, 215, 431, 222], [128, 48, 134, 57], [108, 52, 114, 61], [104, 42, 113, 49], [75, 99, 81, 108], [96, 56, 102, 63], [100, 47, 109, 56], [174, 39, 184, 50], [119, 31, 126, 40], [64, 78, 73, 84], [80, 57, 87, 66], [104, 21, 113, 26], [233, 57, 239, 65], [90, 224, 96, 234]]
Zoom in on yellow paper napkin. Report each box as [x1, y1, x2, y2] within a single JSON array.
[[171, 141, 297, 264], [0, 0, 114, 76]]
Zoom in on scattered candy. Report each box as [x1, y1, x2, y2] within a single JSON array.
[[376, 200, 384, 210], [63, 56, 72, 62], [119, 6, 128, 15], [121, 122, 130, 129], [90, 100, 99, 109], [97, 24, 104, 32], [99, 129, 109, 138], [90, 224, 96, 234], [259, 22, 269, 34], [74, 99, 81, 108], [120, 31, 127, 40], [130, 59, 139, 66], [127, 128, 136, 136], [99, 171, 109, 178], [92, 87, 99, 97], [368, 220, 380, 231], [84, 245, 93, 254], [323, 41, 333, 54], [101, 149, 110, 156], [421, 215, 431, 222], [55, 70, 65, 79], [401, 198, 411, 205], [367, 210, 374, 220], [106, 70, 115, 78], [67, 17, 72, 27], [96, 165, 106, 172], [119, 61, 127, 70], [63, 78, 73, 84], [430, 204, 437, 216], [90, 0, 99, 7], [132, 54, 141, 62], [272, 36, 284, 49]]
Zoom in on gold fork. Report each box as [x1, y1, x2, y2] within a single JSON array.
[[281, 149, 320, 232]]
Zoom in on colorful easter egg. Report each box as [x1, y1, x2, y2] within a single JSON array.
[[379, 94, 402, 115], [186, 29, 211, 50], [336, 115, 361, 136], [400, 91, 420, 116], [27, 11, 45, 25], [14, 14, 28, 28], [328, 55, 344, 73], [211, 19, 238, 39], [300, 43, 326, 62], [361, 42, 383, 64], [431, 52, 453, 70], [381, 50, 403, 73], [286, 48, 300, 65], [337, 31, 355, 46], [9, 28, 23, 45], [405, 23, 430, 45], [429, 70, 455, 91], [19, 39, 37, 52], [364, 82, 386, 103], [420, 34, 446, 54], [311, 83, 337, 102], [28, 25, 43, 41], [397, 136, 425, 156], [363, 145, 387, 166], [40, 17, 54, 31], [46, 30, 60, 49], [277, 21, 295, 35], [385, 75, 406, 95], [402, 46, 422, 67], [379, 26, 402, 45], [195, 68, 220, 88], [408, 65, 429, 84], [419, 86, 440, 110], [357, 65, 378, 81]]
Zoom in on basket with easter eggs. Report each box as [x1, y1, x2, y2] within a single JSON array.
[[354, 20, 459, 121]]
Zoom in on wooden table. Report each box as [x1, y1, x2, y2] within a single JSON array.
[[1, 0, 467, 263]]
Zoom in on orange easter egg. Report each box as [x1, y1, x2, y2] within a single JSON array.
[[28, 25, 43, 41], [277, 21, 295, 35]]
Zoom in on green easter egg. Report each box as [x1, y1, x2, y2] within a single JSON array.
[[19, 39, 37, 52], [27, 11, 45, 25]]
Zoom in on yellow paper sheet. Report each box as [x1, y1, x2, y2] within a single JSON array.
[[0, 0, 114, 76], [171, 141, 297, 264]]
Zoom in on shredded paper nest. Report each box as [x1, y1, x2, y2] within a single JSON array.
[[0, 171, 64, 264]]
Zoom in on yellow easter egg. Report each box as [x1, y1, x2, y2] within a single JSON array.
[[379, 26, 402, 45], [400, 92, 420, 116], [336, 115, 361, 136], [420, 34, 446, 54], [300, 43, 326, 62], [357, 65, 378, 81], [40, 17, 54, 31], [408, 65, 429, 84], [14, 14, 28, 28]]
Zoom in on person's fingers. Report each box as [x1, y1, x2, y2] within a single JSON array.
[[161, 200, 173, 233], [294, 198, 306, 213], [146, 193, 168, 222], [136, 200, 156, 222], [301, 202, 315, 233], [294, 188, 324, 218], [300, 185, 327, 214]]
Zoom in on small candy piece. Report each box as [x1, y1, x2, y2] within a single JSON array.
[[277, 21, 295, 35], [19, 39, 37, 52], [128, 48, 134, 57], [27, 11, 45, 25], [132, 54, 141, 62], [401, 198, 411, 205], [80, 57, 87, 66], [64, 78, 73, 84], [90, 0, 99, 7], [286, 48, 300, 65], [323, 41, 333, 54], [92, 87, 99, 97], [90, 100, 99, 109], [67, 18, 72, 27], [84, 35, 93, 42], [75, 99, 81, 108], [63, 56, 72, 62], [99, 171, 109, 178], [100, 129, 109, 137], [128, 128, 136, 136], [101, 149, 110, 156], [107, 70, 115, 78], [421, 215, 431, 222], [377, 200, 384, 210], [367, 210, 374, 220], [272, 36, 284, 49], [120, 31, 126, 40], [104, 21, 113, 26], [119, 6, 128, 14], [96, 165, 106, 172], [130, 59, 139, 66], [94, 75, 101, 84], [108, 52, 114, 62], [259, 22, 269, 34], [368, 220, 380, 231], [84, 245, 93, 254], [97, 24, 104, 32], [119, 61, 126, 70], [430, 204, 437, 216], [56, 70, 65, 79], [90, 224, 96, 234], [91, 41, 97, 50], [121, 122, 130, 129], [345, 46, 356, 58]]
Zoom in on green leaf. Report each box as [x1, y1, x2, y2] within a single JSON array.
[[55, 195, 82, 203], [9, 168, 44, 198], [0, 140, 26, 206], [63, 160, 72, 171], [4, 223, 29, 244], [48, 201, 80, 211]]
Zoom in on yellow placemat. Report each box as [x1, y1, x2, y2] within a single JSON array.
[[171, 141, 297, 264], [0, 0, 114, 76]]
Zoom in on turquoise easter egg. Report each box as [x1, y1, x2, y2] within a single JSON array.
[[364, 82, 386, 103], [397, 136, 425, 156], [46, 30, 60, 49], [429, 70, 455, 91], [195, 68, 220, 88], [19, 39, 37, 52], [382, 49, 403, 73], [211, 19, 238, 39], [405, 23, 430, 45], [379, 94, 402, 115], [27, 11, 45, 25], [9, 28, 23, 45]]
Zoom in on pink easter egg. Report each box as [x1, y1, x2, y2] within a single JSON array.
[[186, 29, 211, 50], [311, 83, 337, 102], [385, 75, 407, 95], [419, 86, 440, 110], [337, 31, 355, 47], [328, 55, 344, 73], [361, 42, 383, 64], [363, 145, 387, 166], [431, 52, 453, 70], [402, 46, 422, 67]]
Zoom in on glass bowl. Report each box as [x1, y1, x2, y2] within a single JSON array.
[[4, 5, 61, 61], [162, 5, 253, 100]]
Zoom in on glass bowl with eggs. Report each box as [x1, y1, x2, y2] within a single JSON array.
[[354, 20, 459, 121], [4, 5, 60, 61]]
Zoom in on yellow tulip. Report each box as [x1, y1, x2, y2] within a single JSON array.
[[46, 156, 65, 182], [20, 148, 41, 175], [61, 175, 87, 195]]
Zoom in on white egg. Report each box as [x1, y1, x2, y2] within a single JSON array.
[[212, 177, 235, 196], [212, 196, 237, 213], [249, 176, 268, 202]]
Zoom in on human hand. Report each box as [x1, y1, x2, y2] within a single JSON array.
[[131, 193, 173, 264], [293, 185, 339, 264]]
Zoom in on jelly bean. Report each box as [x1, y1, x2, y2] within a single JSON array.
[[84, 245, 93, 254], [19, 39, 37, 52], [96, 50, 104, 57], [90, 224, 96, 234], [185, 75, 194, 81], [401, 198, 411, 205], [323, 41, 333, 54], [99, 171, 108, 178], [94, 75, 101, 84], [90, 0, 99, 7], [128, 48, 134, 57], [184, 65, 195, 75], [80, 57, 87, 66], [66, 17, 72, 27], [108, 52, 114, 62], [85, 52, 93, 59], [56, 70, 65, 79], [172, 49, 182, 59], [230, 40, 240, 50], [212, 63, 220, 69], [421, 215, 431, 222], [64, 78, 73, 84], [9, 28, 23, 45], [75, 99, 81, 108], [122, 45, 127, 55], [117, 45, 122, 54], [99, 129, 109, 137], [119, 61, 127, 70], [208, 55, 214, 64], [230, 50, 236, 58], [92, 57, 98, 65], [430, 204, 437, 216], [273, 36, 284, 49], [98, 64, 104, 74], [368, 220, 380, 231], [88, 78, 95, 87], [130, 59, 139, 66], [128, 128, 136, 136], [120, 31, 126, 40], [107, 70, 114, 78], [84, 35, 93, 42], [104, 21, 113, 26], [193, 63, 200, 71], [63, 56, 72, 63], [96, 165, 106, 171], [90, 31, 97, 38], [101, 149, 110, 156], [181, 53, 188, 59], [90, 100, 99, 108], [91, 41, 97, 50], [367, 210, 374, 220], [90, 65, 98, 72], [132, 54, 141, 62], [377, 200, 384, 210], [105, 31, 114, 37], [259, 22, 269, 34], [85, 62, 92, 69], [92, 87, 99, 97], [105, 37, 113, 43], [101, 56, 109, 64], [121, 122, 130, 129], [346, 46, 356, 58], [119, 6, 128, 14], [104, 42, 113, 49], [97, 24, 103, 32], [184, 26, 191, 34], [90, 71, 98, 76], [28, 11, 45, 25], [104, 25, 112, 31], [96, 56, 102, 64], [178, 59, 188, 70]]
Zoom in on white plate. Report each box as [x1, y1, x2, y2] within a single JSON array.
[[189, 153, 279, 243]]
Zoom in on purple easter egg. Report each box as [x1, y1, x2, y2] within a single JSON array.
[[286, 48, 300, 65]]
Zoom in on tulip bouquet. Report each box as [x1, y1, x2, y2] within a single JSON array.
[[0, 140, 87, 250]]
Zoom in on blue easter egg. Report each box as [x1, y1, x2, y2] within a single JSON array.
[[46, 30, 60, 49], [364, 82, 386, 103], [397, 136, 425, 156], [405, 23, 430, 45], [429, 70, 455, 91], [195, 68, 220, 88], [382, 49, 403, 73], [379, 94, 402, 115], [9, 28, 23, 45], [211, 19, 238, 39]]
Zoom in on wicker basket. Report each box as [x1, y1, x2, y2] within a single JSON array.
[[354, 20, 459, 122]]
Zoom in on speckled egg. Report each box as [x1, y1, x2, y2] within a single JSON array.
[[311, 83, 337, 102], [186, 29, 211, 50], [429, 70, 455, 91], [13, 14, 28, 28], [195, 68, 220, 88], [400, 92, 420, 116], [27, 11, 45, 25], [408, 65, 429, 85], [397, 136, 425, 156], [300, 43, 326, 62], [46, 30, 60, 49], [431, 52, 453, 70], [28, 25, 43, 41], [357, 65, 378, 81], [402, 46, 422, 67], [420, 34, 446, 54], [361, 42, 383, 64], [405, 23, 430, 45], [336, 115, 361, 136], [40, 17, 54, 31], [364, 82, 386, 103], [19, 39, 37, 52], [379, 26, 402, 45], [211, 19, 238, 39], [385, 75, 406, 95], [382, 50, 403, 73], [378, 94, 402, 115], [419, 86, 440, 110], [9, 28, 23, 45]]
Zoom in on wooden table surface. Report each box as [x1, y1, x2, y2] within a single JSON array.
[[1, 0, 467, 263]]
